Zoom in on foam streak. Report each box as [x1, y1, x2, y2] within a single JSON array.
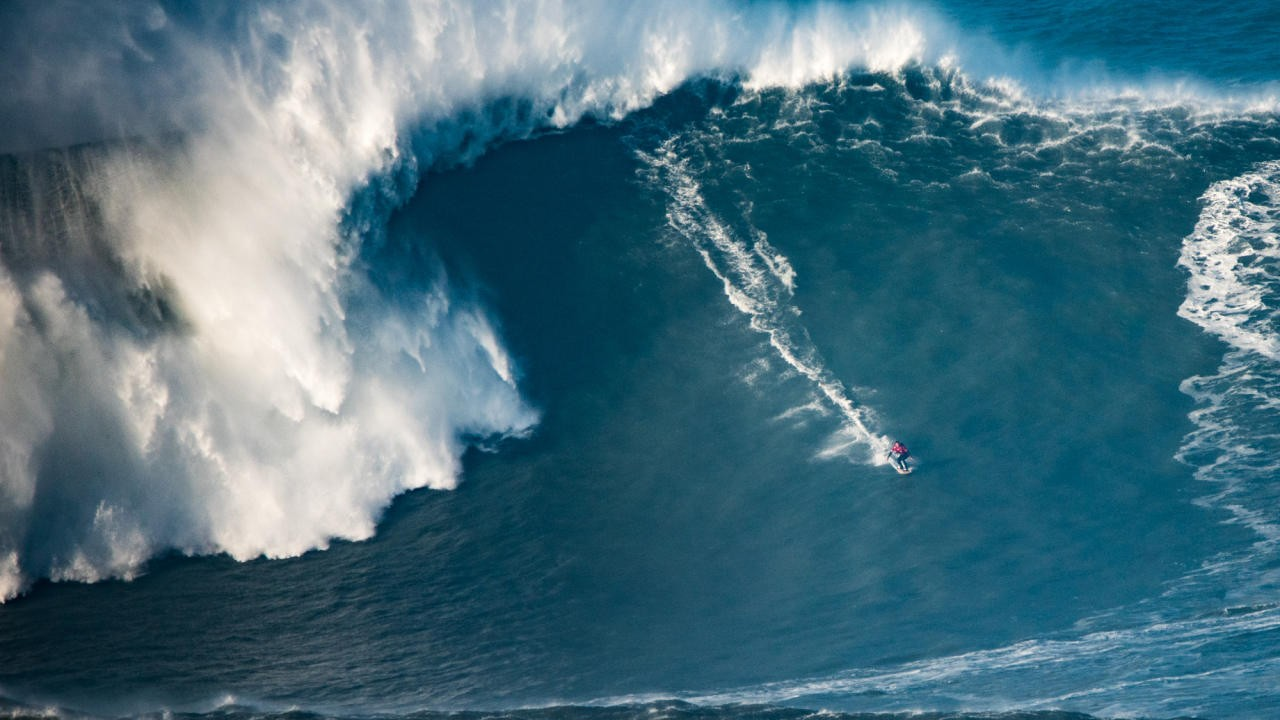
[[638, 138, 891, 463]]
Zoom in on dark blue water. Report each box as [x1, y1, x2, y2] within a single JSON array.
[[2, 2, 1280, 719]]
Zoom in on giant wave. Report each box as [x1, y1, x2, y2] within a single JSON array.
[[3, 1, 1280, 719], [0, 0, 999, 601]]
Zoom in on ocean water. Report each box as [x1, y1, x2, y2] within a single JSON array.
[[2, 1, 1280, 719]]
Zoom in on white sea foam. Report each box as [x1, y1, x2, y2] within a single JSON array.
[[1178, 161, 1280, 362], [1176, 161, 1280, 544]]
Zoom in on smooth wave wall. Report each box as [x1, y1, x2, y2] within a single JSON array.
[[0, 0, 969, 600]]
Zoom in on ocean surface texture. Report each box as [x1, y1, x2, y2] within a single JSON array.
[[2, 2, 1279, 719]]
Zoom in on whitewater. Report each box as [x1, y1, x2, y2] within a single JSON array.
[[2, 1, 1280, 719]]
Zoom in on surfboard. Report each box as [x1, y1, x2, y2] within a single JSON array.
[[895, 465, 912, 475]]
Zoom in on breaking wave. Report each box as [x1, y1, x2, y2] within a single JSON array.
[[1176, 160, 1280, 567], [1, 0, 1277, 613], [0, 0, 1010, 600]]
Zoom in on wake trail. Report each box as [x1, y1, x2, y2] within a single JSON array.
[[637, 136, 891, 464]]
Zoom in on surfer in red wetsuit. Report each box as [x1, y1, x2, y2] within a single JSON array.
[[888, 441, 910, 472]]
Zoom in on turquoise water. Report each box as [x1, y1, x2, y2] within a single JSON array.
[[2, 2, 1280, 719]]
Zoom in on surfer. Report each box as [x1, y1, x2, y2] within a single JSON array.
[[888, 440, 910, 473]]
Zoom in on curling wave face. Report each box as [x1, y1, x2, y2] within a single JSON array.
[[0, 0, 989, 600]]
